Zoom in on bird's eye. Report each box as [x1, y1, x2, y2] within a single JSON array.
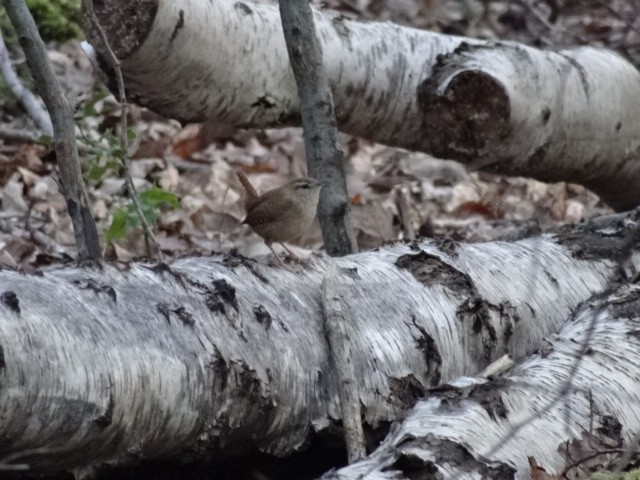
[[298, 183, 310, 189]]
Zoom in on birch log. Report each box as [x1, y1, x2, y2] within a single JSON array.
[[0, 216, 636, 471], [330, 283, 640, 480], [82, 0, 640, 209], [418, 43, 640, 211]]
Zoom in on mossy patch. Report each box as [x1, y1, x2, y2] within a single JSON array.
[[1, 0, 82, 45]]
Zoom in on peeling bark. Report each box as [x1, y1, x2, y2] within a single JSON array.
[[0, 214, 636, 471], [330, 284, 640, 479]]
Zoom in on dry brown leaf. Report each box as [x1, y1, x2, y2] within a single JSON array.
[[350, 193, 364, 205], [172, 133, 205, 159], [452, 201, 500, 219], [4, 238, 36, 263], [0, 248, 18, 268]]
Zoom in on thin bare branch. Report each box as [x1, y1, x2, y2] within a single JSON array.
[[84, 0, 164, 261], [2, 0, 101, 261], [0, 28, 52, 135]]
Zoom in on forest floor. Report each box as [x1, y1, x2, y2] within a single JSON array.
[[0, 0, 638, 268]]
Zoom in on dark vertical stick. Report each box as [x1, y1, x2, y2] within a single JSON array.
[[279, 0, 358, 257], [3, 0, 101, 262]]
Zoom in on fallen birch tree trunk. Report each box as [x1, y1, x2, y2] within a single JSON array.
[[419, 43, 640, 211], [0, 215, 636, 472], [81, 0, 640, 209], [330, 282, 640, 480]]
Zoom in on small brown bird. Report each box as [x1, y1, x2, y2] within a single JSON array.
[[236, 171, 323, 263]]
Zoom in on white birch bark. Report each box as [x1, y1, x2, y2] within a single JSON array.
[[419, 44, 640, 211], [82, 0, 640, 209], [0, 220, 634, 470], [83, 0, 470, 137], [330, 283, 640, 480]]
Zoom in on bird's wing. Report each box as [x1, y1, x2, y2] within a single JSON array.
[[243, 190, 292, 225]]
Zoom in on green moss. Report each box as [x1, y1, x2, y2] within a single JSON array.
[[589, 469, 640, 480], [0, 0, 82, 44], [26, 0, 83, 42]]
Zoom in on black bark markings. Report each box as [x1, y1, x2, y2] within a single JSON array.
[[234, 2, 253, 15], [430, 378, 512, 421], [500, 302, 519, 345], [396, 251, 474, 292], [211, 346, 229, 392], [457, 298, 497, 360], [0, 291, 20, 315], [147, 262, 188, 286], [392, 446, 440, 477], [554, 220, 638, 262], [152, 270, 244, 336], [480, 462, 518, 479], [560, 53, 590, 98], [528, 143, 549, 168], [432, 237, 460, 258], [207, 279, 238, 315], [0, 345, 5, 370], [251, 95, 276, 109], [339, 266, 360, 280], [409, 315, 442, 386], [392, 437, 516, 479], [597, 415, 623, 447], [331, 16, 350, 38], [169, 9, 184, 43], [467, 379, 510, 420], [397, 251, 519, 362], [208, 354, 279, 440], [253, 304, 272, 329], [387, 375, 428, 408], [253, 304, 291, 335], [93, 391, 115, 428], [71, 279, 117, 303], [609, 288, 640, 320], [544, 269, 560, 287], [223, 252, 269, 284], [157, 303, 195, 326]]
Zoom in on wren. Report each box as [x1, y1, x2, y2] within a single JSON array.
[[236, 171, 323, 264]]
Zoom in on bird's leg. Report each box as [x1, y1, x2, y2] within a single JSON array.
[[266, 242, 285, 266], [279, 243, 300, 259]]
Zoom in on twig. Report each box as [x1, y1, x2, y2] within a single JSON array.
[[0, 27, 52, 135], [395, 185, 416, 240], [84, 0, 163, 261], [322, 262, 366, 463], [514, 0, 589, 44], [560, 448, 626, 479], [591, 0, 640, 37], [3, 0, 101, 262], [216, 181, 232, 251]]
